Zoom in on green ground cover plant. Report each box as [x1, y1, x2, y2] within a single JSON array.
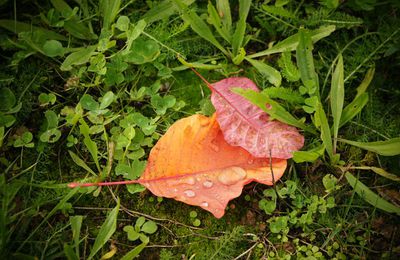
[[1, 0, 400, 259]]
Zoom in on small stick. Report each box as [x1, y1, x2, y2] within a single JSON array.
[[269, 149, 279, 197]]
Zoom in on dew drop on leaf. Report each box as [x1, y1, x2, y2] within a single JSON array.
[[201, 202, 209, 207], [185, 177, 196, 185], [218, 167, 247, 185], [203, 180, 214, 188], [183, 189, 196, 197]]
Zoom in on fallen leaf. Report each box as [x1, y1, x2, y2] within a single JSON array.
[[210, 77, 304, 159], [139, 113, 287, 218]]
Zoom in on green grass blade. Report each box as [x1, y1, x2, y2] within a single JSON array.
[[339, 138, 400, 156], [0, 19, 67, 41], [340, 93, 368, 128], [233, 88, 314, 133], [60, 46, 97, 71], [315, 102, 333, 158], [174, 0, 229, 57], [79, 120, 101, 173], [0, 127, 4, 147], [64, 244, 79, 260], [120, 242, 148, 260], [345, 172, 400, 215], [352, 166, 400, 182], [330, 54, 344, 153], [175, 56, 223, 70], [68, 151, 96, 176], [18, 188, 79, 251], [296, 28, 319, 97], [207, 2, 231, 43], [99, 0, 121, 29], [87, 199, 120, 260], [70, 216, 83, 258], [248, 25, 335, 58], [51, 0, 97, 40], [338, 66, 374, 127], [232, 0, 251, 56], [293, 145, 325, 163], [216, 0, 232, 34], [142, 0, 195, 23], [356, 67, 375, 98], [245, 57, 282, 87]]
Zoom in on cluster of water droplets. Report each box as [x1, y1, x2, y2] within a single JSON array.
[[170, 166, 248, 209]]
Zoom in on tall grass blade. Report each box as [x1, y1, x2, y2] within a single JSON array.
[[120, 242, 148, 260], [68, 151, 96, 176], [248, 25, 335, 58], [100, 0, 121, 29], [339, 67, 374, 127], [216, 0, 232, 34], [142, 0, 195, 23], [355, 67, 375, 98], [87, 200, 120, 260], [0, 19, 67, 41], [315, 102, 333, 158], [232, 0, 251, 56], [330, 54, 344, 153], [233, 88, 313, 133], [340, 93, 368, 127], [174, 0, 229, 56], [339, 138, 400, 156], [352, 166, 400, 182], [70, 216, 83, 258], [207, 2, 231, 43], [245, 57, 281, 87], [51, 0, 97, 40], [345, 172, 400, 215], [18, 188, 79, 251], [296, 28, 319, 97]]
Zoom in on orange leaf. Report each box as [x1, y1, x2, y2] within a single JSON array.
[[139, 113, 287, 218]]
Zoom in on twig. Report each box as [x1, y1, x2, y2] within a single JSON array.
[[233, 242, 258, 260]]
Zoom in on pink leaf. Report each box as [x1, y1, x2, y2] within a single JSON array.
[[210, 77, 304, 159]]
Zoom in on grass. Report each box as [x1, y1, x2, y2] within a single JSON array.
[[1, 0, 400, 259]]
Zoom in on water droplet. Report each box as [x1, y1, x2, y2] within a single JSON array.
[[218, 167, 247, 185], [201, 201, 209, 207], [247, 158, 254, 164], [183, 189, 196, 197], [203, 180, 214, 188], [185, 177, 196, 185], [173, 188, 178, 192]]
